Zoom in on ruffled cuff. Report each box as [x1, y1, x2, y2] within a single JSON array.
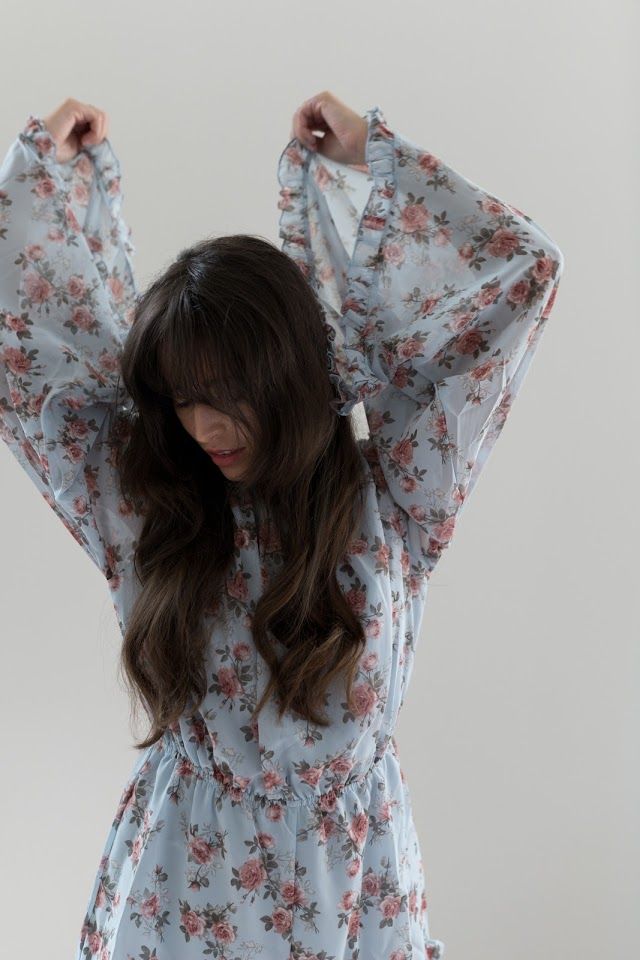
[[18, 114, 129, 237], [277, 105, 399, 416]]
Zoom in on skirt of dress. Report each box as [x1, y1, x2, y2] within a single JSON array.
[[77, 730, 446, 959]]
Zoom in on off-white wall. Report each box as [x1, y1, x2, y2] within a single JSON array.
[[0, 1, 637, 956]]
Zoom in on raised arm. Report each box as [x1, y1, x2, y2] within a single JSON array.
[[0, 100, 143, 594], [278, 99, 564, 579]]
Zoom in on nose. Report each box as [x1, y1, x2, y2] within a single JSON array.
[[188, 403, 227, 445]]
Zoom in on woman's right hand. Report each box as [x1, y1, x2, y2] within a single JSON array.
[[41, 98, 109, 164]]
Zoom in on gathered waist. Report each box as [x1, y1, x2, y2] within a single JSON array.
[[159, 726, 401, 809]]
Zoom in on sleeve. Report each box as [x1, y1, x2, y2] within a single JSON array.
[[0, 114, 143, 590], [277, 104, 565, 579]]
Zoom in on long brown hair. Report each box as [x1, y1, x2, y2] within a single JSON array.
[[113, 234, 370, 750]]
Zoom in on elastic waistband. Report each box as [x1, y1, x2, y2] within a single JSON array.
[[159, 727, 400, 808]]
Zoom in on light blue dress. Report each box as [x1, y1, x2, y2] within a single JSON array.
[[0, 105, 564, 959]]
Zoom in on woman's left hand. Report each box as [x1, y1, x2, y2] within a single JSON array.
[[290, 91, 368, 167]]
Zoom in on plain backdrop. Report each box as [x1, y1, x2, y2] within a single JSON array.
[[0, 0, 637, 957]]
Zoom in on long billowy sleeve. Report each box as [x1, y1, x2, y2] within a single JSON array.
[[277, 104, 564, 578], [0, 115, 143, 593]]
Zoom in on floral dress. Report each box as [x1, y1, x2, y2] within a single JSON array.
[[0, 105, 564, 960]]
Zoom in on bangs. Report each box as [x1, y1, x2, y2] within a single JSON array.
[[138, 299, 252, 416]]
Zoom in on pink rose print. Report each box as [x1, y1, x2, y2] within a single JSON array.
[[486, 226, 521, 258], [212, 920, 236, 943], [140, 893, 160, 918], [349, 682, 378, 718], [189, 835, 216, 865], [348, 810, 370, 849], [238, 857, 268, 891], [379, 894, 402, 920], [399, 201, 429, 234], [271, 906, 293, 933], [181, 909, 206, 938]]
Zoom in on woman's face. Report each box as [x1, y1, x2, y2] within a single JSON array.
[[172, 399, 255, 479]]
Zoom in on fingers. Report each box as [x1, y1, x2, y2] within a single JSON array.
[[291, 93, 330, 149]]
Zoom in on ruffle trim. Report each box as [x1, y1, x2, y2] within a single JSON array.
[[19, 114, 126, 224], [277, 105, 397, 416]]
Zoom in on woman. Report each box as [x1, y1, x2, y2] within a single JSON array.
[[0, 92, 564, 959]]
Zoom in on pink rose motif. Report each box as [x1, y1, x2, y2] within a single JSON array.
[[189, 835, 216, 865], [345, 857, 361, 879], [212, 920, 235, 943], [265, 802, 284, 822], [434, 225, 453, 246], [480, 197, 506, 216], [272, 906, 293, 934], [532, 254, 554, 283], [390, 437, 415, 469], [75, 153, 93, 180], [130, 834, 143, 865], [475, 285, 500, 308], [398, 337, 424, 360], [362, 871, 381, 896], [348, 537, 368, 556], [238, 857, 267, 891], [34, 177, 57, 199], [226, 569, 249, 602], [71, 180, 90, 207], [454, 328, 485, 356], [470, 359, 497, 383], [459, 242, 475, 261], [300, 765, 324, 787], [262, 769, 284, 791], [257, 831, 274, 848], [486, 227, 520, 258], [347, 908, 361, 938], [65, 442, 85, 463], [418, 152, 440, 176], [313, 164, 333, 190], [450, 310, 474, 334], [65, 204, 81, 234], [47, 227, 65, 243], [67, 275, 86, 298], [375, 543, 390, 566], [87, 234, 104, 254], [348, 811, 370, 848], [67, 417, 90, 440], [341, 890, 356, 910], [379, 894, 402, 919], [345, 586, 366, 615], [3, 312, 28, 333], [232, 641, 251, 661], [433, 516, 456, 543], [399, 202, 429, 234], [73, 495, 89, 516], [2, 346, 32, 376], [281, 881, 306, 907], [217, 665, 242, 699], [107, 276, 125, 304], [361, 651, 379, 672], [383, 243, 405, 266], [140, 893, 160, 918], [23, 271, 54, 304], [25, 243, 46, 261], [72, 305, 98, 332], [86, 932, 103, 953], [507, 278, 531, 305], [350, 682, 378, 718], [181, 909, 206, 938], [328, 754, 354, 777]]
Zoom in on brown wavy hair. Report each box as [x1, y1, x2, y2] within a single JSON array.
[[113, 233, 370, 750]]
